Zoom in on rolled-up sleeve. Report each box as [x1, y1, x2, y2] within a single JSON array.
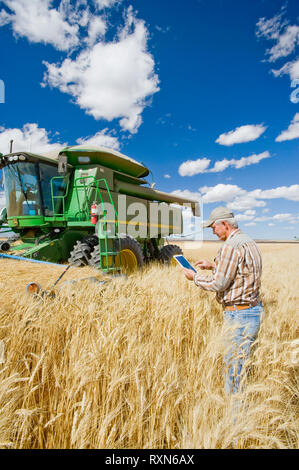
[[194, 245, 239, 292]]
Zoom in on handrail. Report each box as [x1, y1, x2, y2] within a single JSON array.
[[50, 176, 70, 217], [72, 176, 121, 272]]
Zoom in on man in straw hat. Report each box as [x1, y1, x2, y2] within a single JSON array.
[[183, 206, 265, 394]]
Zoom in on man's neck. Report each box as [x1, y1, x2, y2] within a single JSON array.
[[225, 228, 239, 241]]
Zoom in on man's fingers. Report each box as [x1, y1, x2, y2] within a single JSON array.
[[194, 260, 212, 270], [183, 268, 195, 280], [195, 261, 205, 268]]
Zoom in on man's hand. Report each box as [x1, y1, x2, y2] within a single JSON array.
[[194, 259, 215, 270], [183, 268, 196, 281]]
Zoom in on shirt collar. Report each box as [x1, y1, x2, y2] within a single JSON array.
[[226, 228, 240, 241]]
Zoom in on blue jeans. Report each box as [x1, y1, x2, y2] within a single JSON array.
[[223, 303, 265, 395]]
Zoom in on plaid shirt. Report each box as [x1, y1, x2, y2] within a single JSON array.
[[194, 229, 262, 306]]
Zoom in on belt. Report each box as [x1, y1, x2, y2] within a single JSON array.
[[223, 300, 261, 311]]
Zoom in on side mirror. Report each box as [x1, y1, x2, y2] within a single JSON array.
[[58, 154, 68, 175], [0, 207, 7, 224]]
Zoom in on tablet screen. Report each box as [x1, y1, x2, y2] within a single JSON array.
[[173, 255, 197, 273]]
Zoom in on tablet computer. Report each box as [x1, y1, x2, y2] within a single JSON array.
[[173, 255, 197, 273]]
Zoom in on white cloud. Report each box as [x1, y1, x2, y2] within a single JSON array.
[[244, 222, 256, 227], [252, 184, 299, 202], [235, 213, 255, 221], [199, 184, 245, 204], [0, 1, 123, 50], [256, 12, 299, 62], [86, 15, 106, 46], [260, 213, 299, 226], [0, 123, 65, 154], [0, 0, 80, 51], [216, 124, 267, 146], [275, 113, 299, 142], [76, 128, 120, 150], [171, 189, 202, 203], [227, 196, 266, 211], [255, 216, 272, 222], [155, 24, 171, 34], [58, 0, 91, 28], [209, 151, 270, 172], [178, 158, 211, 177], [0, 8, 10, 25], [244, 209, 256, 216], [0, 123, 120, 155], [164, 174, 171, 179], [273, 213, 293, 221], [268, 25, 299, 62], [178, 151, 270, 176], [1, 2, 157, 135], [209, 159, 231, 173], [94, 0, 120, 9], [42, 8, 159, 134], [254, 213, 298, 225], [171, 183, 299, 221], [256, 11, 285, 40], [197, 183, 299, 212], [272, 58, 299, 81], [232, 151, 271, 169], [235, 209, 256, 221], [257, 10, 299, 83]]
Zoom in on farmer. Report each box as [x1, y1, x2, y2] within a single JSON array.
[[183, 206, 265, 394]]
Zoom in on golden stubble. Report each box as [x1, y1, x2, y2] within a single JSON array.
[[0, 243, 298, 449]]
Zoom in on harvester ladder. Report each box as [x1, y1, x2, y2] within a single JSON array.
[[73, 176, 122, 274]]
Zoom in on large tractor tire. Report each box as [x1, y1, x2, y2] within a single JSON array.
[[68, 235, 99, 267], [90, 236, 144, 273], [158, 244, 183, 266]]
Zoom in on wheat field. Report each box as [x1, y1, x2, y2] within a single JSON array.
[[0, 242, 298, 449]]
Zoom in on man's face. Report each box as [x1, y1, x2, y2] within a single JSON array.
[[211, 221, 228, 241]]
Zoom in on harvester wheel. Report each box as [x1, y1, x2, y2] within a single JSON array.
[[68, 235, 99, 267], [90, 236, 144, 273], [158, 244, 183, 266]]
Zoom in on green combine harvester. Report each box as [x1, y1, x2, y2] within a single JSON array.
[[0, 145, 198, 274]]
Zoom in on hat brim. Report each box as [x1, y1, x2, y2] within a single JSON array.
[[202, 220, 213, 228]]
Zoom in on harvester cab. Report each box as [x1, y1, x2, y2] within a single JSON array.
[[0, 146, 200, 274]]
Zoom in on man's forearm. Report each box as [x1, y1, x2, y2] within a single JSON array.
[[194, 245, 238, 292]]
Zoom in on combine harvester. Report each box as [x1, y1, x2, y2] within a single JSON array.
[[0, 145, 199, 275]]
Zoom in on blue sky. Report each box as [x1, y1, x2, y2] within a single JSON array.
[[0, 0, 298, 240]]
